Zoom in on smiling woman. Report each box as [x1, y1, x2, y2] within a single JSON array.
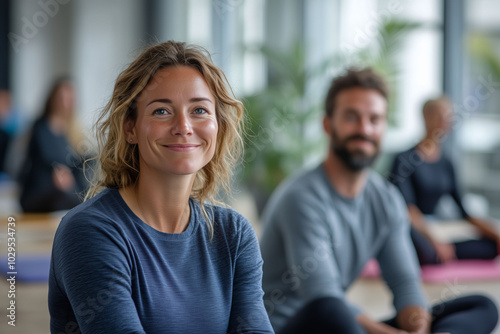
[[48, 41, 273, 333]]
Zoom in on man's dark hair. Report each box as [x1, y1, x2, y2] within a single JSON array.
[[324, 67, 388, 117]]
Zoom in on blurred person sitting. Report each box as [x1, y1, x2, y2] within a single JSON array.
[[260, 69, 498, 334], [390, 96, 500, 265], [0, 89, 12, 175], [19, 78, 88, 212]]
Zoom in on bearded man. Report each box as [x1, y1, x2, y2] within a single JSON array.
[[259, 68, 498, 334]]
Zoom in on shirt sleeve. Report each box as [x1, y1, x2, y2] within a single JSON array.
[[376, 188, 427, 312], [389, 152, 417, 206], [227, 217, 274, 333], [49, 214, 146, 334], [277, 192, 361, 314]]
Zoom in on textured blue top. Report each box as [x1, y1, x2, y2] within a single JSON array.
[[49, 188, 273, 334], [260, 165, 426, 331]]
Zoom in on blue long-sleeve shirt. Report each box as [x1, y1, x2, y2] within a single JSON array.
[[49, 188, 273, 334], [260, 164, 426, 331]]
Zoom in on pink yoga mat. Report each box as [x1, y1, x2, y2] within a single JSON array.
[[360, 259, 500, 283]]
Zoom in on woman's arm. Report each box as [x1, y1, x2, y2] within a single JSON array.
[[227, 218, 273, 334], [49, 215, 145, 334], [408, 204, 433, 241], [408, 204, 456, 263], [467, 216, 500, 254], [390, 152, 455, 262]]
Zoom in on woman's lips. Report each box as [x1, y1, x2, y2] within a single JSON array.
[[164, 144, 200, 152]]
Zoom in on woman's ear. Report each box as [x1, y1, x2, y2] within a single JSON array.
[[124, 118, 136, 143]]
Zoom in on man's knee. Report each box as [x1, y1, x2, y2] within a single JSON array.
[[302, 296, 350, 316], [301, 297, 363, 331], [474, 295, 498, 323], [461, 294, 498, 332]]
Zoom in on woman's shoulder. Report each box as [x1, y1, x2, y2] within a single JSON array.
[[392, 145, 419, 163], [199, 202, 260, 258], [31, 117, 51, 135], [57, 188, 125, 234], [197, 201, 256, 239], [51, 189, 135, 268]]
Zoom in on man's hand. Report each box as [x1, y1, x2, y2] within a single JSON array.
[[432, 241, 456, 264], [357, 314, 409, 334]]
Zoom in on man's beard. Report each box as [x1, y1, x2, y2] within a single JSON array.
[[331, 133, 379, 171]]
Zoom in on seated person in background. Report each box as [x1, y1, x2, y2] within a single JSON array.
[[49, 41, 273, 333], [260, 68, 498, 334], [18, 78, 88, 212], [0, 89, 12, 175], [390, 96, 500, 265]]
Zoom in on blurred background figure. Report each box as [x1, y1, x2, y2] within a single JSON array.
[[18, 78, 89, 213], [0, 89, 12, 176], [390, 96, 500, 265]]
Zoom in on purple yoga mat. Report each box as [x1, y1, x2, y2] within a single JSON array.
[[0, 254, 51, 282]]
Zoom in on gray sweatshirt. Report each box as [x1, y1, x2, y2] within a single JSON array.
[[260, 164, 426, 331]]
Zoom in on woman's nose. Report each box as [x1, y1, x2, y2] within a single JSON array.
[[171, 112, 193, 136]]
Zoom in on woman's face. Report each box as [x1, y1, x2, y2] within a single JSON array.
[[52, 82, 75, 118], [127, 66, 218, 177], [424, 102, 452, 135]]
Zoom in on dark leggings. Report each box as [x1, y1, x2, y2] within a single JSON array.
[[410, 226, 498, 265], [278, 295, 498, 334]]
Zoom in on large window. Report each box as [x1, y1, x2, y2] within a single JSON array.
[[460, 0, 500, 218]]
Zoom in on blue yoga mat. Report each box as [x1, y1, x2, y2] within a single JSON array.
[[0, 254, 51, 282]]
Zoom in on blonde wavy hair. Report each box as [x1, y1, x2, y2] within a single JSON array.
[[86, 41, 244, 231]]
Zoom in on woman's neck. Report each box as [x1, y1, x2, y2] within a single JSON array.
[[48, 114, 69, 134], [417, 134, 441, 162], [121, 169, 196, 233]]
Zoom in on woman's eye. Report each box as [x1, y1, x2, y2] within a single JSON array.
[[193, 108, 207, 114], [153, 108, 168, 115]]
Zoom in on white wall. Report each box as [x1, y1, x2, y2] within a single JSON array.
[[71, 0, 145, 138], [10, 0, 145, 140], [10, 0, 75, 131]]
